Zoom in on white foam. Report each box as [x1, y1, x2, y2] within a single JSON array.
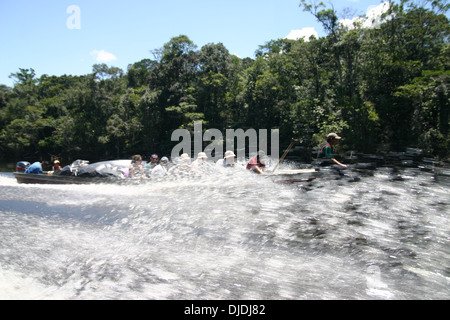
[[0, 267, 69, 300]]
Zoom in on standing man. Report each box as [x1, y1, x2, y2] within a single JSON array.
[[320, 133, 348, 170]]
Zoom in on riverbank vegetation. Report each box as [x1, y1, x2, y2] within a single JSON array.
[[0, 0, 448, 163]]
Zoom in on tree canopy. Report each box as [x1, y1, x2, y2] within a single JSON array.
[[1, 0, 448, 163]]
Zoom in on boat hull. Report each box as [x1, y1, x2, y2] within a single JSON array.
[[14, 172, 114, 185], [269, 168, 318, 183]]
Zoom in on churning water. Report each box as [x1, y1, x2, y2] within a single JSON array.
[[0, 165, 449, 300]]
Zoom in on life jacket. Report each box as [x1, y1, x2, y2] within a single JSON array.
[[318, 142, 334, 166], [222, 159, 234, 167], [320, 142, 332, 158], [246, 156, 266, 170]]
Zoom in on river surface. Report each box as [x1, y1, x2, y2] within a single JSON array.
[[0, 165, 449, 300]]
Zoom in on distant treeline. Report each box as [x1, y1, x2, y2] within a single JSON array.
[[0, 0, 448, 163]]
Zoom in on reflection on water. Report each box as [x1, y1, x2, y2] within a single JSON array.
[[0, 167, 449, 300]]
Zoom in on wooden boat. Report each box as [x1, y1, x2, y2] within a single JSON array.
[[14, 159, 131, 185], [268, 168, 318, 184], [13, 172, 110, 184], [270, 164, 373, 184], [13, 171, 153, 185], [272, 169, 317, 175]]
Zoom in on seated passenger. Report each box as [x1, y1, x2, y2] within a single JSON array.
[[129, 154, 144, 178], [25, 161, 49, 174], [192, 152, 213, 174], [52, 160, 63, 172], [246, 151, 266, 174], [216, 150, 236, 168], [144, 154, 159, 177], [151, 156, 169, 179], [168, 153, 192, 178]]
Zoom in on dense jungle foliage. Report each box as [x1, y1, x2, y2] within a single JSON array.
[[1, 0, 449, 163]]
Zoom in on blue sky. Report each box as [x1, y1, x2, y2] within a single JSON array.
[[1, 0, 391, 87]]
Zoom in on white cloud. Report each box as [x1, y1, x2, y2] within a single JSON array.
[[90, 50, 117, 63], [340, 1, 391, 29], [340, 16, 364, 29], [365, 2, 391, 27], [285, 27, 319, 41]]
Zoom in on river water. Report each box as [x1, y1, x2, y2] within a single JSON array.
[[0, 165, 448, 300]]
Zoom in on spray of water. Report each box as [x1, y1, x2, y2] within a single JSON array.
[[0, 167, 448, 299]]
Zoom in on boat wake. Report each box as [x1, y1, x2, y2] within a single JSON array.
[[0, 166, 449, 299]]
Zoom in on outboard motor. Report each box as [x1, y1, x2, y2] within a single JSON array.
[[16, 161, 30, 172]]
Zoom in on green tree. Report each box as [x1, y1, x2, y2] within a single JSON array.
[[149, 35, 200, 137], [197, 43, 232, 127], [1, 1, 448, 162], [126, 59, 156, 88]]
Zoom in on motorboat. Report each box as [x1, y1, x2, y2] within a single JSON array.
[[14, 160, 131, 184]]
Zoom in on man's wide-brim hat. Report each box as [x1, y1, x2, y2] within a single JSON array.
[[197, 152, 208, 159], [327, 133, 342, 140], [224, 150, 236, 158]]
